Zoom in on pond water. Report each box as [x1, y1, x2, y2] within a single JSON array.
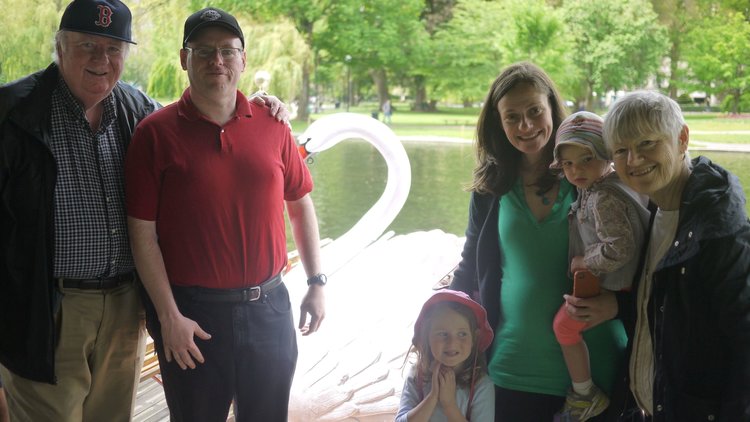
[[289, 141, 750, 250]]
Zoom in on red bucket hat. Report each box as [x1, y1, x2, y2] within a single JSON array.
[[413, 289, 494, 352]]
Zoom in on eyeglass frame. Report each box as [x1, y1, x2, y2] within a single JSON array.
[[183, 46, 244, 60]]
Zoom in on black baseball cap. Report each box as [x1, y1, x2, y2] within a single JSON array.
[[183, 8, 244, 48], [59, 0, 136, 44]]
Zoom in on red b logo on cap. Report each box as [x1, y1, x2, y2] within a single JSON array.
[[95, 5, 113, 28]]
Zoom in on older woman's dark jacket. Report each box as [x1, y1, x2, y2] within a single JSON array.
[[0, 63, 157, 383], [629, 156, 750, 422]]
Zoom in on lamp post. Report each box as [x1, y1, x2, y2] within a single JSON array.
[[253, 70, 271, 94], [345, 54, 352, 112]]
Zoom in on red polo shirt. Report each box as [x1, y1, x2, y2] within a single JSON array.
[[125, 89, 312, 288]]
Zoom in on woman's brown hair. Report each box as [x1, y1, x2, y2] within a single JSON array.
[[470, 61, 569, 196]]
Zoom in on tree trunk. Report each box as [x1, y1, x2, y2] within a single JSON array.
[[313, 51, 321, 113], [668, 42, 680, 100], [584, 80, 594, 111], [413, 75, 429, 111], [297, 20, 314, 122], [733, 88, 741, 114], [370, 69, 389, 107], [299, 66, 310, 121]]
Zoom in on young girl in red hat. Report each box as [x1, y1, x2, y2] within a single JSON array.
[[396, 290, 495, 421]]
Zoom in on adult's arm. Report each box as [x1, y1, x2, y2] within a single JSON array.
[[708, 233, 750, 418], [450, 192, 489, 297], [286, 193, 325, 335], [128, 217, 211, 369]]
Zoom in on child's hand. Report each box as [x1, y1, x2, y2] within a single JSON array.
[[436, 366, 458, 408], [570, 255, 587, 273], [426, 361, 442, 403]]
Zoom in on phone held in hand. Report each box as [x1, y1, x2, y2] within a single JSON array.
[[573, 270, 601, 298]]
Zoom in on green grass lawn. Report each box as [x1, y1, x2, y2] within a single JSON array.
[[295, 103, 750, 144]]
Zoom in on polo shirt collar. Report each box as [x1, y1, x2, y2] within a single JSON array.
[[177, 88, 253, 123]]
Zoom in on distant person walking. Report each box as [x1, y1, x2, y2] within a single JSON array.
[[383, 99, 393, 124]]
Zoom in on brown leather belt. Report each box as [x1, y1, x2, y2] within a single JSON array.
[[58, 271, 136, 290], [174, 273, 283, 303]]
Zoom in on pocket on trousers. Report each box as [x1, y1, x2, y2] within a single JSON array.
[[266, 283, 292, 314]]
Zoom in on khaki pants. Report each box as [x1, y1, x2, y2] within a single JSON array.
[[0, 281, 146, 422]]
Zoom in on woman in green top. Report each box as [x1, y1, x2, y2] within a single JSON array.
[[450, 61, 627, 421]]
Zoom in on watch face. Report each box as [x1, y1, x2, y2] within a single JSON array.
[[308, 274, 327, 286]]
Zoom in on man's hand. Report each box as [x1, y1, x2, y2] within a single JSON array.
[[298, 284, 325, 335], [249, 92, 290, 125], [159, 313, 212, 370]]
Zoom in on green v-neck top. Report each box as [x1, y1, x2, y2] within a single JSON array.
[[488, 179, 627, 396]]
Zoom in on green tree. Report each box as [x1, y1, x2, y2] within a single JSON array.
[[650, 0, 701, 99], [130, 0, 189, 100], [429, 0, 507, 105], [563, 0, 669, 109], [683, 10, 750, 113], [498, 1, 574, 100], [317, 0, 427, 107], [410, 0, 456, 111], [429, 0, 570, 106], [214, 0, 329, 121], [0, 0, 60, 84], [242, 20, 309, 103]]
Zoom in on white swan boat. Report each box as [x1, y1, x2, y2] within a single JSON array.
[[285, 113, 466, 421]]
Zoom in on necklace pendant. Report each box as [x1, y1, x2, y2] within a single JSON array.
[[541, 196, 550, 206]]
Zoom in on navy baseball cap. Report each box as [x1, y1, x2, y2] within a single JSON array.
[[59, 0, 135, 44], [183, 8, 244, 48]]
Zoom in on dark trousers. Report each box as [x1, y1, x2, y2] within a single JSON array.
[[144, 283, 298, 422], [495, 386, 613, 422]]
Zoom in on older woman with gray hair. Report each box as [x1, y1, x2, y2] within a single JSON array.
[[601, 90, 750, 421]]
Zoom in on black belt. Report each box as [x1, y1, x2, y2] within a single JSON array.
[[175, 273, 283, 303], [58, 271, 136, 290]]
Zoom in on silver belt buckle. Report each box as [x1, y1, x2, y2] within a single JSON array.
[[242, 286, 262, 302]]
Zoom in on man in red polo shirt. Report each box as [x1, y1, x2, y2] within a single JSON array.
[[125, 7, 325, 421]]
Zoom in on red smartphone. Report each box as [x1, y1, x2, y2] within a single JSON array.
[[573, 270, 601, 298]]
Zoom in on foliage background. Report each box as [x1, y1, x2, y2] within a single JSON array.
[[1, 0, 748, 117]]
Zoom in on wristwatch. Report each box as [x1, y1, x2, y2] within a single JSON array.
[[306, 273, 327, 286]]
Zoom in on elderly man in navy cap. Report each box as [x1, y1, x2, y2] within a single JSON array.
[[0, 0, 155, 420], [0, 1, 284, 421]]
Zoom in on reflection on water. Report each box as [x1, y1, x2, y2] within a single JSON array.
[[287, 140, 475, 250], [288, 144, 750, 251]]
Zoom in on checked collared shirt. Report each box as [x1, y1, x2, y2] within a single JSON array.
[[48, 77, 133, 278]]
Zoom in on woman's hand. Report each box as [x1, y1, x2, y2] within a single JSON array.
[[564, 289, 618, 329]]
